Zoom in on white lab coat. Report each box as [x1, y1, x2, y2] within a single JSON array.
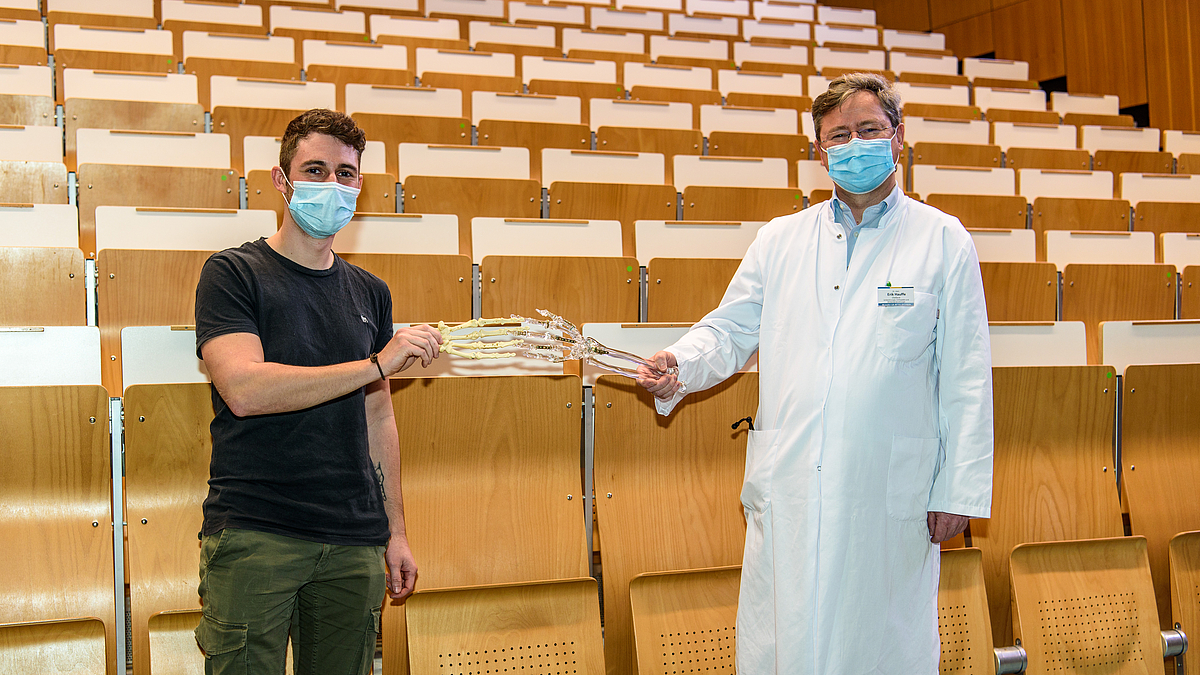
[[657, 193, 994, 675]]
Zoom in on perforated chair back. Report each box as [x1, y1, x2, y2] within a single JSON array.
[[938, 548, 994, 675], [1169, 532, 1200, 674], [629, 566, 740, 675]]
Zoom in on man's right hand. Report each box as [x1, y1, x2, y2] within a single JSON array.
[[637, 351, 681, 400], [378, 324, 443, 375]]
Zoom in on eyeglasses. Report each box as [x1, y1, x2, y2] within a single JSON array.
[[821, 125, 894, 147]]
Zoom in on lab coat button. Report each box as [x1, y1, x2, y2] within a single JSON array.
[[834, 285, 839, 290], [836, 233, 842, 239], [817, 465, 822, 471]]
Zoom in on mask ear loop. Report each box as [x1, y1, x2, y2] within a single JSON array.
[[279, 169, 295, 208]]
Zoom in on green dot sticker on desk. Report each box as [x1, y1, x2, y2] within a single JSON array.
[[1107, 372, 1113, 378], [626, 265, 633, 273], [220, 174, 227, 181]]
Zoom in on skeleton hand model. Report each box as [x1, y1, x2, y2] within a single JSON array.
[[435, 309, 684, 390]]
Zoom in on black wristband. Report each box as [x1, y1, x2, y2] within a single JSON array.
[[369, 352, 386, 380]]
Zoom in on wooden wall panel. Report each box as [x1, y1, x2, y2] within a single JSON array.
[[931, 0, 991, 29], [1143, 0, 1200, 131], [1061, 0, 1148, 107], [941, 11, 995, 58], [875, 0, 933, 32], [992, 0, 1066, 82]]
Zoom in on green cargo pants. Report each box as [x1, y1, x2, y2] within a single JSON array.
[[195, 528, 386, 675]]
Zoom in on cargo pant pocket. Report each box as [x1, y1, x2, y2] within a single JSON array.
[[195, 614, 248, 671]]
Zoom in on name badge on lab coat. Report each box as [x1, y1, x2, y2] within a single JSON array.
[[878, 287, 914, 306]]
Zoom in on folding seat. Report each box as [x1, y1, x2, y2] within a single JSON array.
[[972, 85, 1046, 113], [160, 0, 265, 58], [0, 63, 50, 132], [61, 68, 203, 171], [1079, 124, 1160, 156], [0, 208, 85, 327], [676, 154, 789, 192], [51, 24, 174, 97], [209, 76, 335, 176], [45, 0, 156, 45], [1009, 538, 1188, 674], [668, 14, 740, 43], [740, 18, 812, 45], [990, 120, 1075, 153], [887, 50, 957, 77], [882, 28, 944, 52], [903, 116, 989, 147], [1, 326, 102, 386], [812, 23, 881, 48], [894, 81, 970, 106], [0, 160, 69, 204], [473, 217, 638, 323], [543, 147, 664, 186], [563, 27, 646, 61], [1046, 228, 1154, 271], [972, 76, 1038, 90], [1030, 196, 1130, 261], [1162, 129, 1200, 157], [988, 321, 1087, 367], [589, 7, 667, 35], [521, 55, 617, 92], [925, 194, 1026, 230], [680, 184, 804, 222], [475, 94, 588, 183], [974, 364, 1122, 646], [509, 0, 587, 41], [1062, 112, 1134, 129], [732, 41, 810, 70], [547, 181, 677, 257], [977, 261, 1058, 321], [302, 39, 412, 110], [346, 83, 469, 176], [626, 62, 717, 125], [1101, 319, 1200, 374], [717, 68, 803, 100], [1134, 201, 1200, 262], [724, 90, 810, 123], [182, 32, 299, 111], [819, 66, 895, 83], [0, 16, 47, 66], [699, 103, 796, 137], [910, 165, 1014, 200], [381, 375, 596, 675], [577, 323, 694, 385], [961, 56, 1027, 81], [935, 548, 1000, 675], [796, 158, 836, 193], [267, 6, 367, 63], [371, 15, 466, 69], [0, 202, 78, 249], [0, 382, 116, 675], [1050, 90, 1121, 117], [900, 100, 980, 120], [629, 567, 741, 674], [966, 228, 1035, 265], [415, 47, 520, 119], [74, 128, 236, 258], [469, 20, 557, 62], [1003, 146, 1090, 171], [649, 35, 730, 85], [1060, 262, 1176, 363], [336, 0, 422, 19], [910, 142, 1001, 169], [710, 130, 809, 188], [1093, 149, 1173, 179], [985, 107, 1060, 125], [1170, 536, 1200, 673], [752, 1, 814, 23], [1120, 172, 1200, 206], [619, 0, 682, 12], [591, 98, 698, 184], [812, 45, 885, 73], [1018, 168, 1114, 203], [0, 123, 59, 164], [0, 0, 39, 21], [636, 218, 765, 320], [686, 0, 748, 17], [593, 369, 756, 675]]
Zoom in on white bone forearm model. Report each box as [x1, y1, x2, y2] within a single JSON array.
[[435, 309, 684, 390]]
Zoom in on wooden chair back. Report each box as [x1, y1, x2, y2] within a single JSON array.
[[594, 126, 701, 186], [401, 175, 541, 256], [911, 142, 1001, 169], [0, 93, 54, 125], [382, 375, 590, 675], [681, 185, 803, 222], [0, 246, 86, 325], [978, 261, 1058, 321], [1169, 531, 1200, 674], [64, 100, 204, 171], [477, 119, 590, 184], [337, 252, 472, 323], [1186, 266, 1200, 319], [0, 160, 69, 203], [1010, 537, 1163, 675], [1132, 202, 1200, 262], [708, 130, 809, 188], [123, 382, 213, 675], [0, 618, 108, 675], [479, 254, 640, 325], [1031, 197, 1131, 261], [352, 111, 471, 177], [1121, 364, 1200, 634], [528, 79, 625, 126], [925, 194, 1027, 231], [77, 165, 240, 259], [973, 365, 1123, 648], [592, 373, 756, 675], [629, 566, 741, 675], [937, 548, 995, 675], [0, 384, 116, 675], [646, 257, 740, 322], [547, 181, 678, 257], [210, 106, 309, 176], [1060, 263, 1177, 363], [406, 578, 604, 675], [95, 248, 213, 396]]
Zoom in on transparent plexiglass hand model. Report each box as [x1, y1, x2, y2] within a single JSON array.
[[436, 309, 685, 392]]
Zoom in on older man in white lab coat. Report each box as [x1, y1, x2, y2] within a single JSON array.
[[638, 73, 994, 675]]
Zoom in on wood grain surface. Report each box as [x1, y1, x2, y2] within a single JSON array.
[[0, 246, 86, 326]]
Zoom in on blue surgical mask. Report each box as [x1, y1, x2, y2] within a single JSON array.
[[282, 173, 360, 239], [824, 132, 898, 195]]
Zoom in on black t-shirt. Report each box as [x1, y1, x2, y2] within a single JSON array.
[[194, 238, 393, 546]]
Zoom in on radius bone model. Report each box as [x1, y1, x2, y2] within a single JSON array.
[[436, 309, 683, 389]]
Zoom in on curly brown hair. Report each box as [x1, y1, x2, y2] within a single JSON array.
[[278, 109, 367, 175]]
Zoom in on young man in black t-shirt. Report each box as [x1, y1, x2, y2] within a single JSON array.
[[193, 109, 442, 673]]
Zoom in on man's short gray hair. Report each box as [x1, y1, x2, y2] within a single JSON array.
[[811, 73, 903, 143]]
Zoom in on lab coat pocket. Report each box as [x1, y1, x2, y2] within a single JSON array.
[[886, 435, 940, 521], [875, 291, 938, 362], [740, 429, 780, 512]]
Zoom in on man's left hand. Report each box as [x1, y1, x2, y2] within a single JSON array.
[[385, 535, 418, 600], [927, 511, 969, 544]]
